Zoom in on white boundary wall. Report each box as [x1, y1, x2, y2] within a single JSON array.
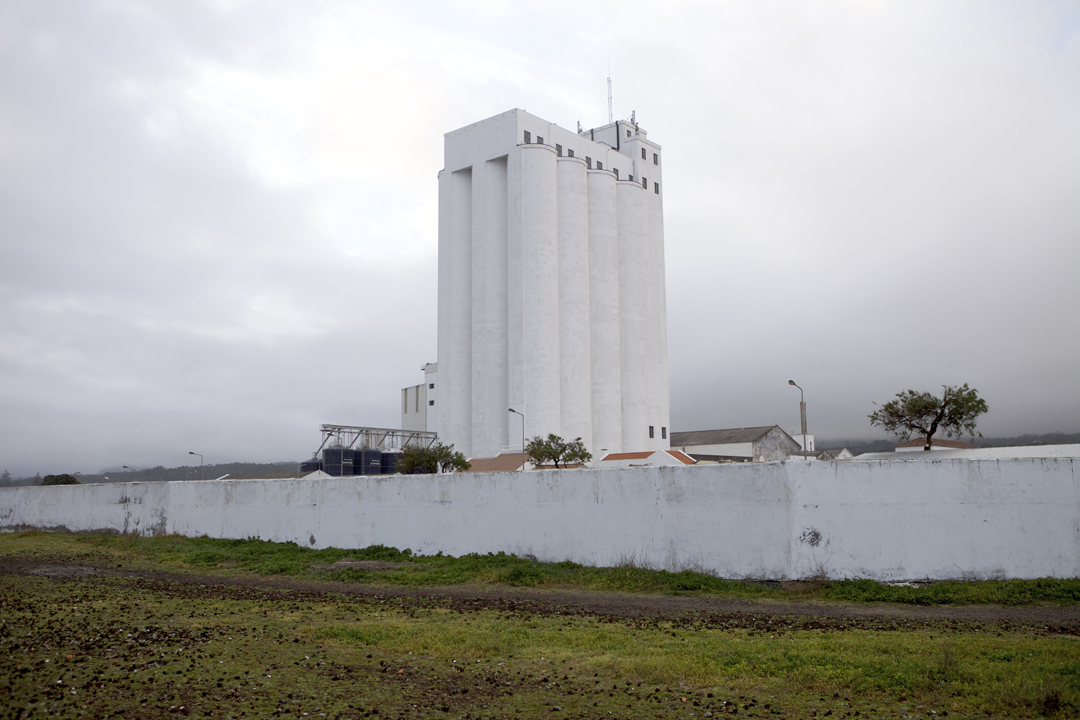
[[2, 459, 1077, 581]]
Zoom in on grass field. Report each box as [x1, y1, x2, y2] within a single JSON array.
[[58, 533, 1080, 606], [2, 532, 1079, 719]]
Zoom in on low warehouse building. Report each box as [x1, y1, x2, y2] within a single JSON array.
[[670, 426, 801, 463]]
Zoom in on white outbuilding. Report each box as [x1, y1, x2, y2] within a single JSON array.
[[670, 426, 802, 463]]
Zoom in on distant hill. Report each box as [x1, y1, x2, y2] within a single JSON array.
[[821, 432, 1080, 456], [970, 432, 1080, 448], [5, 432, 1079, 485]]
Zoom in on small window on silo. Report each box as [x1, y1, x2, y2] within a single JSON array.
[[556, 144, 562, 157], [641, 148, 646, 160], [585, 156, 591, 168], [649, 426, 655, 439], [523, 130, 531, 143], [567, 148, 574, 158], [654, 183, 659, 195], [653, 153, 658, 165], [537, 136, 544, 144]]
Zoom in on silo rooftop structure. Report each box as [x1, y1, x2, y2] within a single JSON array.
[[438, 109, 670, 460]]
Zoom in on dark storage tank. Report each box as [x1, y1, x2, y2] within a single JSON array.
[[299, 459, 321, 474], [381, 452, 400, 475], [322, 448, 355, 477], [357, 448, 382, 476], [322, 448, 342, 477]]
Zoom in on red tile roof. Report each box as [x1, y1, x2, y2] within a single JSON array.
[[602, 451, 653, 461], [666, 450, 696, 464], [463, 453, 530, 473]]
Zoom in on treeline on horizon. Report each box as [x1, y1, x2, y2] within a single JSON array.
[[823, 431, 1080, 456], [0, 461, 301, 487], [3, 431, 1080, 486]]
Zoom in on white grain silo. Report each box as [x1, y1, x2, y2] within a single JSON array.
[[437, 109, 669, 459]]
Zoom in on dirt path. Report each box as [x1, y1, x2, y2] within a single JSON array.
[[4, 556, 1079, 632]]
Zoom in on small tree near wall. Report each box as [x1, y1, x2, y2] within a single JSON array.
[[395, 443, 471, 474], [524, 434, 593, 469], [869, 384, 988, 451], [41, 473, 80, 486]]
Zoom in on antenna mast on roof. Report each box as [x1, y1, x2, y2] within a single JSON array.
[[607, 69, 613, 124]]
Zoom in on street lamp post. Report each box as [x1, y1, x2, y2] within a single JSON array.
[[788, 380, 808, 456], [508, 408, 525, 472], [189, 451, 203, 481], [122, 465, 137, 482]]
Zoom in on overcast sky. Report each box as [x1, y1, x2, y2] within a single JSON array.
[[2, 0, 1078, 477]]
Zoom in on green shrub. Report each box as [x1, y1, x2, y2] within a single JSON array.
[[40, 474, 79, 486]]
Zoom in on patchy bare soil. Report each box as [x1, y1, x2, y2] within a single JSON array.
[[3, 555, 1078, 634], [6, 553, 1080, 719]]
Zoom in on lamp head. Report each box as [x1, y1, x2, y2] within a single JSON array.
[[788, 380, 796, 386]]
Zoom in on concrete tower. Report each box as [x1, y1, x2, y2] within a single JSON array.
[[437, 109, 669, 459]]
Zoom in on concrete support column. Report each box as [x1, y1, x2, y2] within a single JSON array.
[[439, 167, 473, 457], [645, 185, 670, 450], [437, 170, 451, 442], [521, 144, 560, 441], [488, 156, 510, 455], [557, 157, 592, 451], [587, 169, 621, 455], [469, 158, 510, 458], [469, 161, 491, 457], [506, 152, 525, 447], [617, 180, 647, 451]]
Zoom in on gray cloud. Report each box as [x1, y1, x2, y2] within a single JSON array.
[[1, 1, 1078, 477]]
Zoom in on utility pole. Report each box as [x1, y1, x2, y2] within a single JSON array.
[[788, 380, 808, 456], [189, 451, 203, 481], [509, 408, 525, 471]]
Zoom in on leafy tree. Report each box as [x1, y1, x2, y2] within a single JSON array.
[[395, 442, 471, 474], [434, 443, 471, 473], [0, 470, 11, 486], [869, 383, 988, 451], [40, 473, 80, 486], [395, 445, 438, 474], [524, 434, 593, 469]]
